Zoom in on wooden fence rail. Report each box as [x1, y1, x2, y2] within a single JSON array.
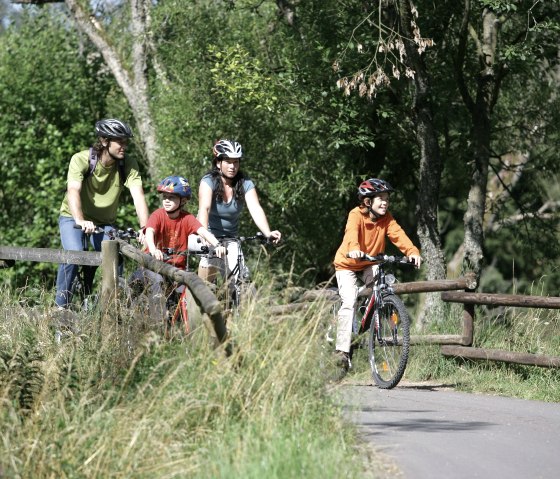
[[441, 291, 560, 309], [2, 242, 558, 367], [0, 246, 102, 266], [0, 241, 228, 347]]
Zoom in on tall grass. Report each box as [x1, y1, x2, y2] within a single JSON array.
[[0, 286, 375, 478], [405, 300, 560, 402]]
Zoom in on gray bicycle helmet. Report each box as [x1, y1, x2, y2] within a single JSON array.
[[95, 119, 134, 139]]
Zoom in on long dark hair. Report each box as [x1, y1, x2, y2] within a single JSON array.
[[92, 139, 105, 157], [206, 160, 247, 203]]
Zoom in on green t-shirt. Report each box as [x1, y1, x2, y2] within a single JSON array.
[[59, 149, 143, 225]]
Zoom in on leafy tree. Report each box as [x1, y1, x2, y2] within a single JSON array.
[[0, 8, 136, 287], [13, 0, 160, 177]]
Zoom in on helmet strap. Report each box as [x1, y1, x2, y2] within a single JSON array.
[[368, 206, 381, 219], [363, 198, 381, 220]]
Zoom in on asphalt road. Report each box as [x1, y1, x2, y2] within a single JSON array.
[[339, 383, 560, 479]]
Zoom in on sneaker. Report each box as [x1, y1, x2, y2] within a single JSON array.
[[335, 350, 351, 372]]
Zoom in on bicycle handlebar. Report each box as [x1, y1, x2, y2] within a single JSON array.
[[219, 232, 274, 245], [346, 253, 416, 266], [73, 224, 105, 234], [73, 224, 139, 240], [160, 246, 223, 262]]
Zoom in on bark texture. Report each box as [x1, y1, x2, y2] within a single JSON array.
[[398, 0, 447, 326], [455, 2, 502, 282]]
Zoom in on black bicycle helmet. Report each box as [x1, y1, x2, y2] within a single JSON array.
[[213, 139, 243, 159], [358, 178, 395, 198], [95, 119, 134, 139]]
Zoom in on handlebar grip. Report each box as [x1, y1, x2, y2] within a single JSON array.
[[73, 224, 105, 234]]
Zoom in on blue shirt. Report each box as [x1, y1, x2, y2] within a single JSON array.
[[200, 174, 255, 237]]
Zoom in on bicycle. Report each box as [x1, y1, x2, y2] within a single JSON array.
[[213, 233, 272, 315], [157, 245, 215, 338], [336, 253, 417, 389], [54, 225, 139, 342], [69, 225, 139, 311]]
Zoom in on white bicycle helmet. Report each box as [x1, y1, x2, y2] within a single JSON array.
[[213, 139, 243, 159]]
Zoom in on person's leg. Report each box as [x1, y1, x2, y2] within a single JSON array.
[[335, 269, 358, 354], [224, 240, 241, 281], [197, 241, 233, 284], [197, 257, 221, 283], [55, 216, 87, 308], [361, 264, 378, 285], [129, 267, 166, 321]]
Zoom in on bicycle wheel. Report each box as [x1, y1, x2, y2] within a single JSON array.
[[368, 293, 410, 389], [168, 288, 193, 336], [238, 282, 257, 309]]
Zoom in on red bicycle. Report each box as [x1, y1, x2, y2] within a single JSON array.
[[160, 245, 215, 338]]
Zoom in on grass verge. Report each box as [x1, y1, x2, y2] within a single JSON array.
[[405, 302, 560, 402], [0, 286, 376, 478]]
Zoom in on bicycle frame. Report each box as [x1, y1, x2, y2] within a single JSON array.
[[213, 233, 268, 310], [355, 267, 388, 334], [166, 284, 190, 337]]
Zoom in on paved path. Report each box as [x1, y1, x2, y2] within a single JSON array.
[[339, 383, 560, 479]]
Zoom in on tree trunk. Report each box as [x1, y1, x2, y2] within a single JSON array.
[[459, 6, 500, 280], [397, 0, 447, 327], [63, 0, 158, 177]]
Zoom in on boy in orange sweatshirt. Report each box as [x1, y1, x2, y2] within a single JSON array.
[[333, 178, 422, 371]]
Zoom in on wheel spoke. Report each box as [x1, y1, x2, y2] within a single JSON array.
[[369, 294, 410, 389]]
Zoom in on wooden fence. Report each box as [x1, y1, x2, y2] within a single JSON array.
[[0, 240, 228, 347], [272, 272, 559, 368], [1, 241, 559, 367]]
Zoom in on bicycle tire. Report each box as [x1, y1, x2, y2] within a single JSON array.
[[168, 289, 193, 337], [368, 293, 410, 389], [238, 282, 257, 309]]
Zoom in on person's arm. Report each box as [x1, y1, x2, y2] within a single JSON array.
[[244, 188, 281, 243], [196, 226, 226, 258], [129, 184, 149, 244], [145, 227, 164, 261], [67, 180, 97, 233], [198, 181, 214, 230], [345, 209, 364, 258], [386, 216, 422, 268]]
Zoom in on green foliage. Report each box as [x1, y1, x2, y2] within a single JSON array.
[[1, 0, 559, 297], [0, 326, 44, 414], [0, 7, 137, 288], [209, 44, 278, 111]]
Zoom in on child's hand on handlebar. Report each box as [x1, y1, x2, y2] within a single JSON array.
[[213, 244, 226, 258], [347, 250, 365, 259], [150, 248, 164, 261], [267, 230, 282, 244], [408, 254, 422, 268]]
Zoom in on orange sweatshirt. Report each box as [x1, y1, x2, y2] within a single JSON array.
[[333, 207, 420, 271]]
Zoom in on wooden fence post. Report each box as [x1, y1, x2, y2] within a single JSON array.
[[462, 303, 474, 346], [100, 240, 119, 314]]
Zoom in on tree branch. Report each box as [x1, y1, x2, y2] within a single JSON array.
[[455, 0, 474, 114]]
